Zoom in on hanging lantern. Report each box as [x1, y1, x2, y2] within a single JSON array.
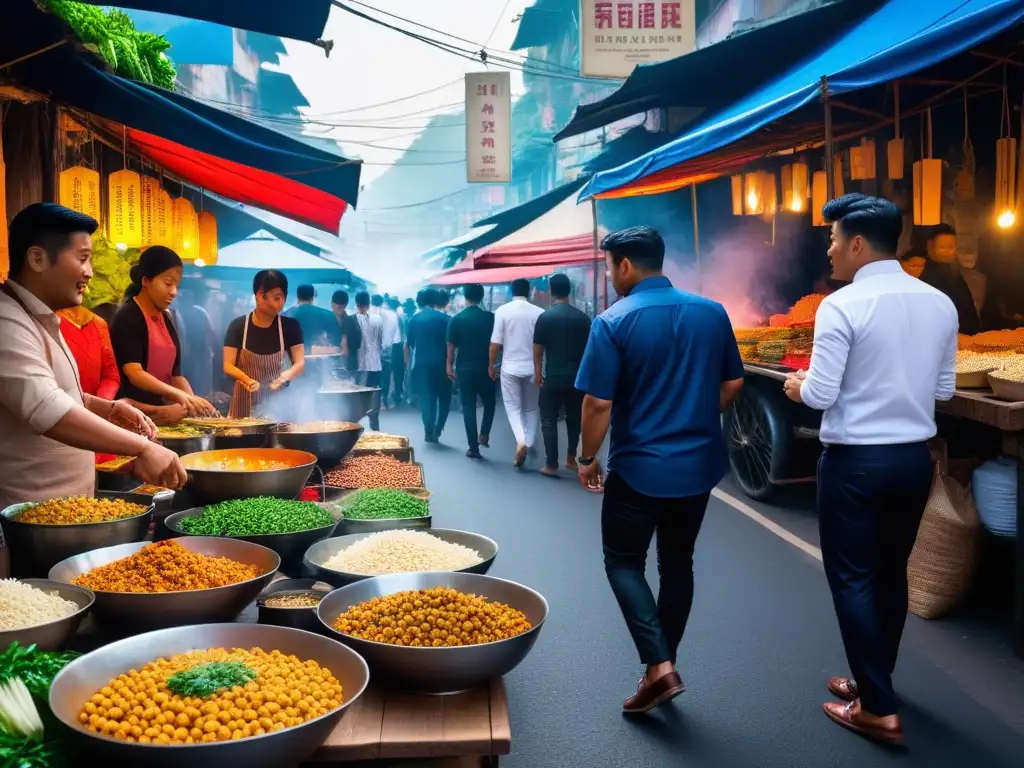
[[759, 170, 778, 223], [0, 123, 8, 282], [995, 136, 1017, 229], [849, 138, 877, 180], [58, 166, 101, 222], [139, 177, 160, 247], [197, 211, 218, 266], [743, 172, 764, 215], [912, 159, 943, 226], [781, 163, 809, 213], [108, 170, 142, 248], [833, 154, 845, 197], [730, 175, 743, 216], [812, 171, 828, 227], [173, 197, 198, 260], [153, 189, 173, 247], [888, 138, 905, 180]]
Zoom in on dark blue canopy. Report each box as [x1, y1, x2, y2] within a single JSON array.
[[78, 1, 332, 43], [582, 0, 1024, 200]]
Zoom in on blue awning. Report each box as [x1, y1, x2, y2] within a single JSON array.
[[554, 0, 885, 142], [511, 1, 574, 51], [582, 0, 1024, 200], [77, 1, 332, 43]]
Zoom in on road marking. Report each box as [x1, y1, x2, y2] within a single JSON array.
[[710, 488, 823, 563]]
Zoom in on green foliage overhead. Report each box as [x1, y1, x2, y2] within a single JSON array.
[[85, 234, 139, 309], [41, 1, 177, 89]]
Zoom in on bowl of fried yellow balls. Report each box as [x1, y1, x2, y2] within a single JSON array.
[[48, 622, 370, 767], [317, 571, 548, 694]]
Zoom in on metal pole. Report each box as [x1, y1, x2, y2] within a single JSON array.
[[822, 75, 835, 199], [591, 197, 599, 318], [690, 184, 701, 295]]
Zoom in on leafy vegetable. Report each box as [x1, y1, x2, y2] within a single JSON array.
[[166, 661, 257, 699], [0, 643, 80, 701], [0, 679, 44, 741], [84, 234, 138, 309], [180, 498, 335, 536], [341, 489, 429, 520], [0, 729, 62, 768]]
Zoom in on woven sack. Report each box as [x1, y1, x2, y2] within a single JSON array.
[[907, 464, 981, 619]]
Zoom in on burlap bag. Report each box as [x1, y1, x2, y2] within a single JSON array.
[[907, 463, 981, 619]]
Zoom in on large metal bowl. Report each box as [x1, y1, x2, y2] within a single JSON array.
[[0, 492, 159, 578], [47, 537, 280, 635], [271, 424, 364, 465], [0, 579, 94, 651], [181, 448, 317, 504], [162, 503, 340, 569], [156, 432, 214, 456], [48, 623, 370, 768], [329, 488, 432, 536], [318, 572, 548, 694], [303, 528, 497, 588], [314, 387, 377, 423]]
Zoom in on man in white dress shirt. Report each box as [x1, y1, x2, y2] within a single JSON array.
[[355, 291, 384, 431], [489, 278, 544, 467], [784, 194, 957, 745]]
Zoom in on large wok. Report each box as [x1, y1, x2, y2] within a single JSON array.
[[181, 448, 316, 504], [271, 423, 364, 465]]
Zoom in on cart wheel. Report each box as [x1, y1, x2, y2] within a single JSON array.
[[724, 388, 790, 501]]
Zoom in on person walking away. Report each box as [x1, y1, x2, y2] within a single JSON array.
[[332, 290, 362, 374], [0, 203, 186, 508], [387, 297, 407, 405], [575, 226, 744, 714], [407, 289, 452, 442], [374, 295, 401, 408], [447, 283, 495, 458], [354, 291, 384, 430], [533, 274, 591, 476], [288, 284, 341, 353], [783, 194, 958, 745], [110, 246, 218, 420], [223, 270, 305, 418], [490, 278, 544, 467]]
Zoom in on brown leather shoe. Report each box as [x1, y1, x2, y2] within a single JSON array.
[[827, 676, 859, 702], [513, 444, 527, 467], [823, 701, 904, 746], [622, 671, 685, 715]]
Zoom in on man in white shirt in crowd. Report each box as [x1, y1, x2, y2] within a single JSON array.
[[355, 291, 384, 431], [784, 194, 957, 746], [489, 278, 544, 467], [372, 294, 401, 409]]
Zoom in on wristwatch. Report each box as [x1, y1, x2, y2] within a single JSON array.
[[576, 456, 596, 467]]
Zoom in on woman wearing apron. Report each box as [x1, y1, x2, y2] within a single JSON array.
[[109, 246, 218, 420], [223, 269, 305, 418]]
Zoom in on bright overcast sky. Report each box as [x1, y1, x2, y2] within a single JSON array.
[[276, 0, 531, 186]]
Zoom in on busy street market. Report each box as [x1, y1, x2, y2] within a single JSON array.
[[0, 1, 1023, 767]]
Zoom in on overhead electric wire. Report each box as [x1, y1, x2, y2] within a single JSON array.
[[483, 0, 513, 49], [359, 187, 474, 211]]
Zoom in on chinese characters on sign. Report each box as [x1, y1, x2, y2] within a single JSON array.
[[465, 72, 511, 184], [581, 0, 695, 79]]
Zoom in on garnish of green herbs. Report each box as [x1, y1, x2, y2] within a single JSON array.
[[0, 642, 80, 700], [166, 661, 257, 698]]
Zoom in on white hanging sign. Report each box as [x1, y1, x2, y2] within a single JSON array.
[[580, 1, 696, 79], [465, 72, 512, 184]]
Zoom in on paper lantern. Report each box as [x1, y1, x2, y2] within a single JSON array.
[[138, 177, 161, 247], [153, 189, 173, 247], [759, 171, 778, 223], [197, 211, 218, 266], [730, 175, 743, 216], [912, 159, 943, 226], [995, 137, 1017, 229], [173, 197, 198, 260], [108, 170, 143, 248], [849, 138, 877, 180], [0, 132, 7, 282], [743, 172, 764, 215], [888, 138, 905, 180], [812, 171, 828, 227], [833, 154, 845, 197], [781, 163, 809, 213], [58, 166, 101, 222]]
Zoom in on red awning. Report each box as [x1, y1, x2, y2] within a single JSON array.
[[473, 233, 598, 268], [128, 129, 347, 233], [432, 264, 555, 286]]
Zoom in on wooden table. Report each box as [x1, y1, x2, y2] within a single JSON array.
[[304, 679, 510, 766]]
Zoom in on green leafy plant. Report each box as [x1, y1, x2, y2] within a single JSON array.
[[41, 1, 177, 88], [85, 234, 138, 309], [166, 661, 257, 699], [0, 644, 80, 701]]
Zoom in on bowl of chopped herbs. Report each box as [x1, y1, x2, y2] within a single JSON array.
[[332, 488, 431, 536]]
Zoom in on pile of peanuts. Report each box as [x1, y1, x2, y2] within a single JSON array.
[[325, 454, 422, 489], [17, 496, 146, 525]]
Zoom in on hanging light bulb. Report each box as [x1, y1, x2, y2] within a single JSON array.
[[998, 209, 1017, 229]]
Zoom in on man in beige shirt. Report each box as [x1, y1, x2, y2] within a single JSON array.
[[0, 203, 186, 508]]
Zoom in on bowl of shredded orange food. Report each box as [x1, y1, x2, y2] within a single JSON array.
[[180, 449, 318, 504]]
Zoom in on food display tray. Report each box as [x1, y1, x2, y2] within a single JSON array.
[[348, 446, 416, 463], [324, 461, 427, 493]]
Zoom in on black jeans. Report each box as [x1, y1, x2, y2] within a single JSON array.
[[602, 472, 709, 665], [360, 371, 381, 431], [415, 364, 452, 437], [539, 374, 583, 469], [817, 442, 932, 717], [389, 344, 405, 403], [457, 369, 496, 451]]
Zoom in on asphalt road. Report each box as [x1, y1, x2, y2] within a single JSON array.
[[375, 402, 1024, 768]]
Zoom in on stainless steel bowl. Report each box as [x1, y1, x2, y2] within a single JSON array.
[[317, 572, 548, 694], [181, 448, 317, 504], [48, 623, 370, 768], [47, 537, 280, 635], [271, 425, 364, 465], [0, 493, 156, 578], [0, 579, 94, 651], [335, 513, 432, 537], [257, 589, 330, 633], [303, 528, 497, 588], [157, 433, 214, 456], [314, 387, 376, 423], [162, 504, 340, 569]]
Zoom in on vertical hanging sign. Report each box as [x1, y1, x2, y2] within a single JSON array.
[[580, 1, 696, 79], [465, 72, 511, 184]]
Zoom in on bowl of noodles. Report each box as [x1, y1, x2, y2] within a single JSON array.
[[181, 448, 317, 504]]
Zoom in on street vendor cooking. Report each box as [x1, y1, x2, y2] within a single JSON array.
[[0, 203, 188, 508]]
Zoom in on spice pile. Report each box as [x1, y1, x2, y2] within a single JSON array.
[[321, 531, 481, 575], [260, 592, 324, 608], [331, 587, 531, 647], [179, 498, 335, 537], [71, 541, 262, 593], [341, 489, 429, 520], [0, 580, 79, 630], [16, 497, 145, 525], [326, 455, 422, 489], [77, 647, 343, 744], [355, 432, 407, 450]]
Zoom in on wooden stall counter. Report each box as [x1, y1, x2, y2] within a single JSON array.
[[304, 679, 510, 767]]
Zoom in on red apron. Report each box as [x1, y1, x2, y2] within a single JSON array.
[[143, 310, 177, 386], [229, 313, 286, 418]]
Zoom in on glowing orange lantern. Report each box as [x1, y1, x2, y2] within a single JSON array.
[[108, 170, 143, 248], [59, 166, 101, 222], [139, 177, 161, 247], [173, 197, 198, 261], [197, 211, 218, 266], [153, 189, 173, 247]]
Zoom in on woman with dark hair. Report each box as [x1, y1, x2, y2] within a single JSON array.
[[223, 269, 305, 418], [110, 246, 217, 418]]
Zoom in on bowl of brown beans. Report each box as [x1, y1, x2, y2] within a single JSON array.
[[0, 492, 157, 578], [317, 571, 548, 694], [324, 454, 425, 490], [47, 538, 280, 635]]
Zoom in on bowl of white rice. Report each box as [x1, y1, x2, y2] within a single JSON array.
[[303, 529, 498, 588], [0, 578, 94, 651]]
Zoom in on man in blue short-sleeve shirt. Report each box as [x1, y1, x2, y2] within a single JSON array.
[[575, 225, 744, 715]]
